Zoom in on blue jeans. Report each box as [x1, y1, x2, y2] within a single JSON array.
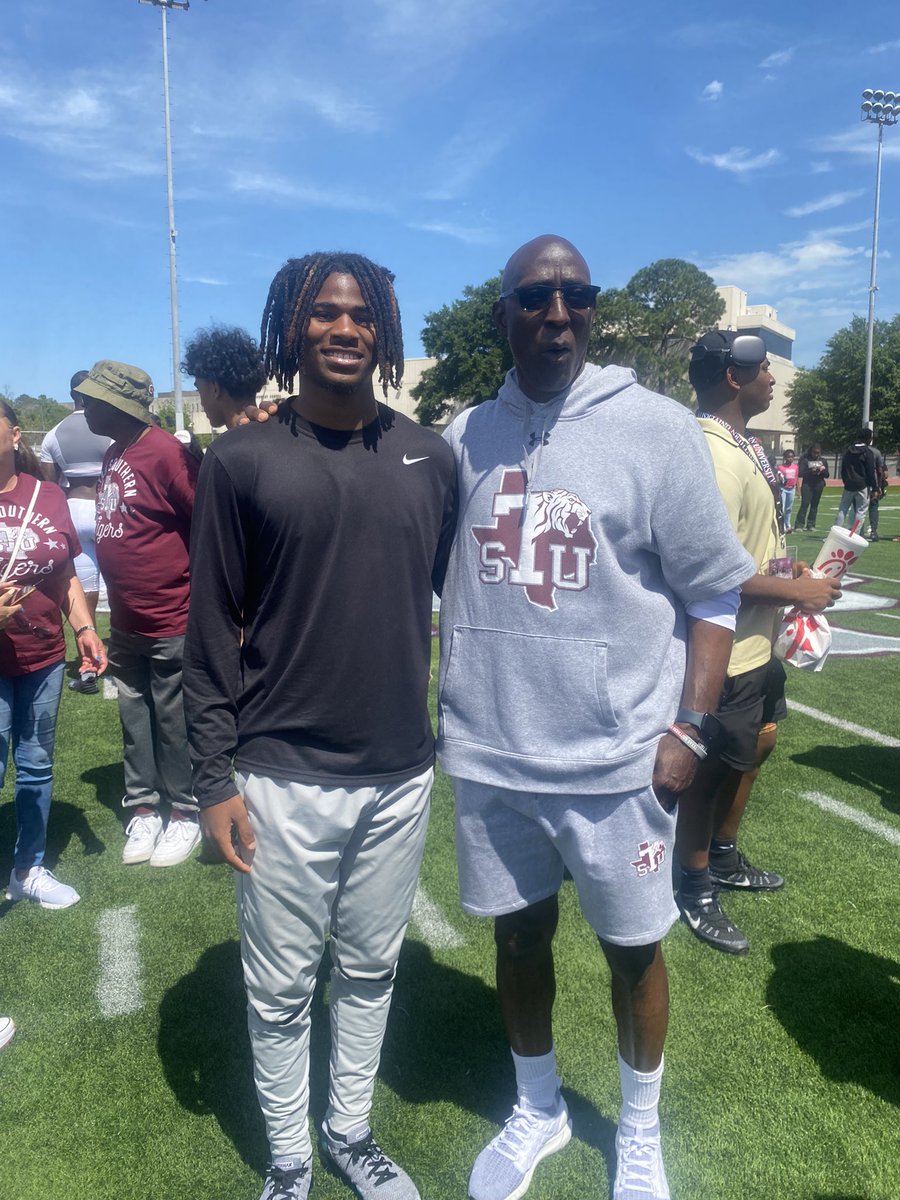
[[0, 661, 65, 869]]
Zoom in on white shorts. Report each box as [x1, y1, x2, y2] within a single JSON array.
[[67, 497, 103, 594], [452, 777, 678, 946]]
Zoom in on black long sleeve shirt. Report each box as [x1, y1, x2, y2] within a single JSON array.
[[184, 404, 458, 807]]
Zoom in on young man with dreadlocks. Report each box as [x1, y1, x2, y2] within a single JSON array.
[[183, 252, 457, 1200]]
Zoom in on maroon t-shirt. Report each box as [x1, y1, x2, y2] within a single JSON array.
[[96, 426, 199, 638], [0, 475, 81, 677]]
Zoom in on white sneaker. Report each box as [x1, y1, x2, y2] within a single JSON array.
[[6, 866, 80, 909], [0, 1017, 15, 1049], [149, 814, 201, 867], [614, 1122, 670, 1200], [122, 810, 164, 864], [469, 1098, 571, 1200]]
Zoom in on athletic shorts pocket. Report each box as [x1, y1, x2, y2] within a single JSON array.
[[439, 625, 619, 762]]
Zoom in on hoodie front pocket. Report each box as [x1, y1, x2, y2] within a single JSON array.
[[440, 625, 619, 762]]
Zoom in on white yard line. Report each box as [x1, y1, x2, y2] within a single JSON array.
[[97, 905, 143, 1017], [800, 791, 900, 847], [785, 700, 900, 748], [411, 886, 465, 950], [853, 572, 900, 585], [102, 677, 118, 700], [874, 612, 900, 620]]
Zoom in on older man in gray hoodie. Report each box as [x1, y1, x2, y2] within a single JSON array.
[[437, 236, 756, 1200]]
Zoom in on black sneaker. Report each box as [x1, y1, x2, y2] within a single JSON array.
[[258, 1159, 312, 1200], [69, 670, 98, 694], [676, 890, 749, 955], [709, 851, 784, 892], [321, 1123, 420, 1199]]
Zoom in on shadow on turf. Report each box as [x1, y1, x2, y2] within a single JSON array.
[[157, 937, 616, 1178], [0, 797, 105, 896], [791, 744, 900, 817], [767, 936, 900, 1109]]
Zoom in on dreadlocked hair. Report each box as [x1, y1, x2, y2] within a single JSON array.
[[0, 399, 42, 480], [260, 252, 404, 397]]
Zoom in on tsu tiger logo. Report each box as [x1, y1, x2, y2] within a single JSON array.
[[471, 469, 598, 612]]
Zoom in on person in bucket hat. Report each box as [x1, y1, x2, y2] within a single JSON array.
[[77, 361, 202, 869]]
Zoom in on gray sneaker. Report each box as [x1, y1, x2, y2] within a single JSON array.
[[258, 1158, 312, 1200], [469, 1098, 572, 1200], [321, 1122, 420, 1199]]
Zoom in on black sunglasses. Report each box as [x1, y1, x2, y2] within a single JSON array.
[[499, 284, 601, 312]]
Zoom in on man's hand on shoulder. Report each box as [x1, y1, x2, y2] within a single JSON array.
[[200, 793, 256, 873], [237, 401, 280, 426]]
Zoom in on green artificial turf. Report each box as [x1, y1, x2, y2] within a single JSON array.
[[1, 582, 898, 1199]]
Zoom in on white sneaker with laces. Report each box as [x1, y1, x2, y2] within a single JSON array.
[[149, 815, 201, 867], [122, 810, 164, 864], [6, 866, 80, 909], [614, 1122, 670, 1200], [469, 1098, 571, 1200], [0, 1017, 15, 1049]]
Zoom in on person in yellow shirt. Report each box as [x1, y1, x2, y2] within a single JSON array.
[[674, 331, 841, 954]]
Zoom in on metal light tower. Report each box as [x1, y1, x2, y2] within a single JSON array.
[[138, 0, 191, 432], [860, 88, 898, 431]]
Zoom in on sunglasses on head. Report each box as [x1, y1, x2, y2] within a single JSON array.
[[499, 284, 601, 312]]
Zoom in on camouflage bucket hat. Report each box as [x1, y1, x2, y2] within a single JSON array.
[[74, 360, 155, 424]]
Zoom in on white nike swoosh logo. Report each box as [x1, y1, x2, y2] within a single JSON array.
[[403, 454, 429, 465]]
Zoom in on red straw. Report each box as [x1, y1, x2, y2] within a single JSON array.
[[850, 519, 862, 537]]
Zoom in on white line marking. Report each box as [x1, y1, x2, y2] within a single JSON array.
[[786, 700, 900, 747], [874, 612, 900, 621], [801, 791, 900, 847], [854, 572, 900, 584], [103, 677, 118, 700], [411, 886, 465, 950], [97, 905, 143, 1017]]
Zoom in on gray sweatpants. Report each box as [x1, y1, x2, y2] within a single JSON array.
[[236, 767, 433, 1158], [108, 629, 194, 812]]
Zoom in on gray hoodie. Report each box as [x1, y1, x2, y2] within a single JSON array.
[[437, 362, 755, 794]]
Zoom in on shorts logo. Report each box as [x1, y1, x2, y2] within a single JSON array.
[[471, 469, 598, 612], [631, 840, 666, 877]]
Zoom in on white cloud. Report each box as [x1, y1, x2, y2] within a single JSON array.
[[814, 128, 900, 160], [702, 80, 723, 102], [786, 190, 864, 218], [420, 129, 510, 202], [687, 146, 781, 174], [409, 219, 495, 245], [704, 236, 867, 295], [760, 49, 794, 69], [183, 276, 228, 287], [810, 161, 832, 174], [869, 39, 900, 54], [228, 170, 394, 216]]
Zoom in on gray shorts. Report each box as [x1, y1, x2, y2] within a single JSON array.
[[452, 777, 678, 946]]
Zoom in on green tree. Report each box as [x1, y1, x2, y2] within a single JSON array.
[[412, 274, 512, 426], [12, 393, 71, 432], [155, 403, 177, 433], [588, 259, 725, 404], [787, 315, 900, 453]]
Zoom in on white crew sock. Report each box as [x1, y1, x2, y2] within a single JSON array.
[[618, 1053, 663, 1132], [512, 1046, 561, 1111]]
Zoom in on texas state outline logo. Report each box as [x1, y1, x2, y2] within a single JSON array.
[[471, 468, 598, 612]]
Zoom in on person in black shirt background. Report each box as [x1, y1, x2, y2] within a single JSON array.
[[184, 252, 457, 1200]]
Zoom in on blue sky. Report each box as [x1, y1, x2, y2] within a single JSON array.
[[1, 0, 898, 400]]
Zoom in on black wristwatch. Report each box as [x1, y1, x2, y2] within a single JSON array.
[[674, 707, 723, 749]]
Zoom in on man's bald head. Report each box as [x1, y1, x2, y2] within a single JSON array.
[[500, 235, 590, 293]]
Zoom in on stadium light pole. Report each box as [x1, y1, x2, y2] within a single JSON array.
[[860, 87, 898, 431], [138, 0, 191, 432]]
